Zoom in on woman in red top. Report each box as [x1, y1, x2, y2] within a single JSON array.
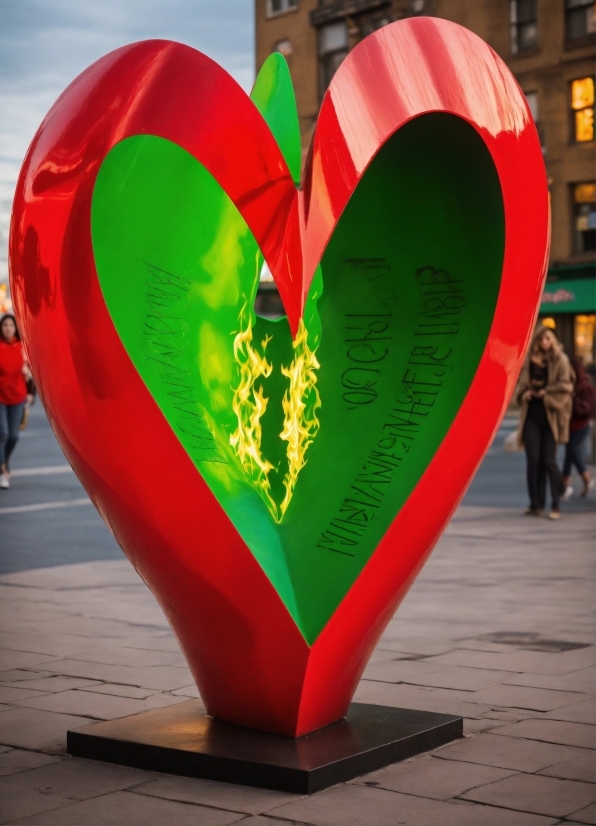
[[562, 356, 595, 499], [0, 314, 31, 489]]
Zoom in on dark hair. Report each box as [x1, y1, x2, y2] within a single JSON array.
[[0, 314, 20, 342], [571, 355, 588, 384]]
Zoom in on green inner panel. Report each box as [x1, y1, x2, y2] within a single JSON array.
[[91, 113, 504, 644]]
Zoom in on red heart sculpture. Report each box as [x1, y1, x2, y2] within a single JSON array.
[[9, 18, 548, 736]]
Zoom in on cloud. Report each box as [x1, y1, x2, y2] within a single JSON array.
[[0, 0, 255, 285]]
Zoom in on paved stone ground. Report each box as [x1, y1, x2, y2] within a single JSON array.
[[0, 505, 594, 825]]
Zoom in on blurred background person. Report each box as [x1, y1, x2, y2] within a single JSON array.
[[562, 355, 595, 499], [516, 326, 574, 519], [0, 314, 32, 489]]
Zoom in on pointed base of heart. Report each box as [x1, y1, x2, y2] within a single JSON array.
[[67, 700, 463, 794]]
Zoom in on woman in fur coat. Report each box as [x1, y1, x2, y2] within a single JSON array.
[[516, 326, 574, 519]]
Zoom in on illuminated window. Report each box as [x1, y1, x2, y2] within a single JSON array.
[[565, 0, 596, 41], [267, 0, 298, 16], [318, 22, 348, 96], [571, 78, 595, 142], [510, 0, 538, 53], [573, 183, 596, 254], [575, 314, 595, 365]]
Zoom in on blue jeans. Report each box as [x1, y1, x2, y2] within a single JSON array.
[[0, 402, 25, 467], [563, 425, 590, 477]]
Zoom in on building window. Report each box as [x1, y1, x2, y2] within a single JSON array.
[[525, 90, 546, 152], [571, 78, 595, 142], [318, 21, 348, 96], [510, 0, 538, 52], [565, 0, 596, 41], [267, 0, 298, 16], [525, 91, 539, 122], [573, 183, 596, 254]]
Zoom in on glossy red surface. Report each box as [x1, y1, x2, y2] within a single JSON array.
[[10, 18, 548, 736]]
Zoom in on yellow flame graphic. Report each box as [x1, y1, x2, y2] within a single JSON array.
[[230, 302, 321, 522], [229, 304, 275, 508], [279, 319, 321, 517]]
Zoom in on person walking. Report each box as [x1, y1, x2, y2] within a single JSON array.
[[561, 356, 595, 499], [516, 325, 574, 519], [0, 314, 32, 489]]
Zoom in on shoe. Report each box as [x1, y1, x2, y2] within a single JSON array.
[[0, 474, 9, 489], [561, 485, 574, 501], [581, 479, 595, 498], [548, 510, 560, 520], [524, 507, 542, 516]]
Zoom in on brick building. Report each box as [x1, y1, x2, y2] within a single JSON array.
[[255, 0, 595, 365]]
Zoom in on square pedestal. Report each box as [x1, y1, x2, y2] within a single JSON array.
[[68, 700, 462, 794]]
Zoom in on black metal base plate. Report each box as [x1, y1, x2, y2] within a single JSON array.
[[68, 701, 462, 794]]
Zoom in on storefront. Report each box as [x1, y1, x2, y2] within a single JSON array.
[[539, 269, 595, 373]]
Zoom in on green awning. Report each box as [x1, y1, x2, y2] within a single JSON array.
[[540, 277, 595, 314]]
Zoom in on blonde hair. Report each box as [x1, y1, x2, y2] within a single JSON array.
[[529, 325, 562, 362]]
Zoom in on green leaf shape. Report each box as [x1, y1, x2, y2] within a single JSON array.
[[251, 53, 302, 184], [91, 113, 504, 644]]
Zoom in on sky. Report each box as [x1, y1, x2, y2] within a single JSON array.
[[0, 0, 255, 292]]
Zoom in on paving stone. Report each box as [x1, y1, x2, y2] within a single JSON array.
[[397, 665, 515, 692], [461, 773, 596, 818], [0, 634, 96, 659], [538, 752, 596, 783], [69, 647, 184, 668], [13, 688, 185, 720], [492, 720, 596, 749], [0, 708, 91, 752], [8, 790, 243, 825], [543, 700, 595, 724], [0, 749, 61, 776], [133, 774, 299, 814], [231, 818, 310, 826], [0, 651, 58, 671], [569, 802, 596, 824], [266, 783, 557, 825], [361, 659, 442, 683], [120, 634, 181, 653], [0, 686, 53, 703], [0, 670, 54, 684], [480, 708, 544, 723], [76, 683, 160, 699], [170, 684, 202, 698], [428, 647, 596, 677], [1, 677, 100, 693], [463, 718, 505, 734], [0, 784, 70, 823], [354, 680, 492, 719], [468, 685, 589, 712], [375, 638, 454, 657], [502, 667, 596, 694], [0, 757, 156, 806], [29, 659, 193, 691], [351, 754, 515, 799], [435, 733, 584, 772]]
